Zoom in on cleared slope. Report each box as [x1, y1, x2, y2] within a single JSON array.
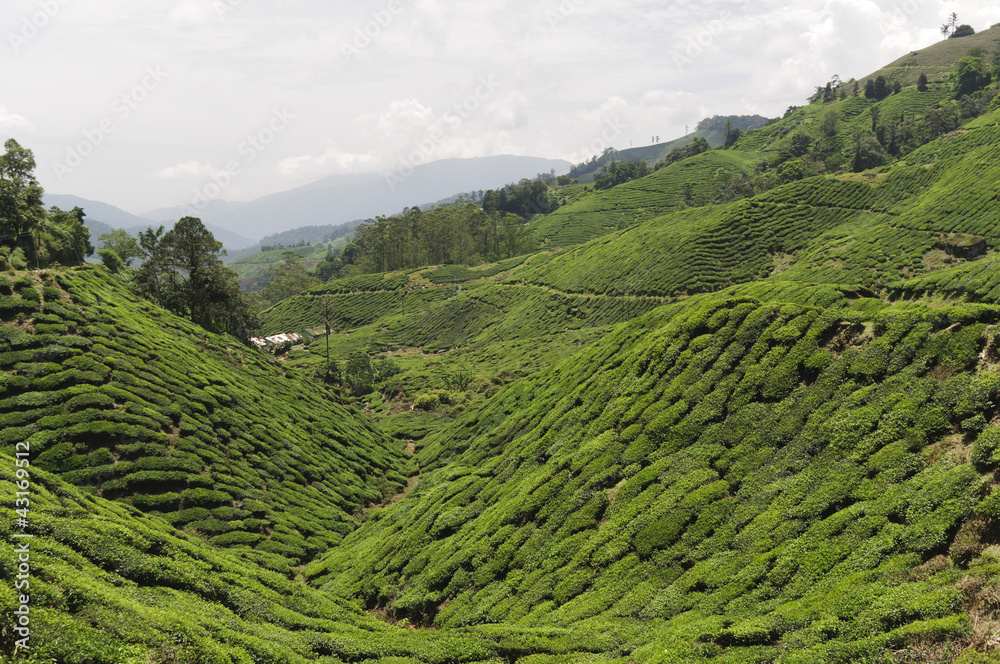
[[862, 26, 1000, 89]]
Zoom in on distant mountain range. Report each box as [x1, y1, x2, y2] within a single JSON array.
[[47, 155, 571, 250], [148, 155, 570, 241], [43, 194, 254, 250]]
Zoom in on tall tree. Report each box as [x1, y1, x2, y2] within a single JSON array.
[[42, 206, 93, 266], [262, 251, 320, 307], [98, 229, 143, 266], [820, 108, 839, 137], [0, 139, 45, 238], [874, 76, 889, 100], [941, 12, 958, 37], [136, 217, 257, 339], [953, 56, 991, 97]]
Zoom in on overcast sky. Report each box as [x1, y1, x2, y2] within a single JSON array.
[[3, 0, 998, 214]]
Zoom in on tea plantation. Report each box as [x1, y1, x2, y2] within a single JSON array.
[[8, 30, 1000, 664], [0, 267, 411, 573]]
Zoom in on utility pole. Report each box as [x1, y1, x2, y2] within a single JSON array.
[[322, 295, 333, 382]]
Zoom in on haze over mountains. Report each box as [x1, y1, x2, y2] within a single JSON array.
[[49, 155, 571, 250]]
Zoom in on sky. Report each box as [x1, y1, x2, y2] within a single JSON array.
[[2, 0, 999, 215]]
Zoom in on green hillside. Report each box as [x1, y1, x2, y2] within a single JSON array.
[[570, 131, 716, 185], [8, 28, 1000, 664], [307, 289, 1000, 662], [229, 242, 342, 291], [0, 267, 409, 572], [570, 115, 773, 184], [524, 73, 962, 251], [861, 25, 1000, 89], [0, 455, 609, 662], [528, 150, 758, 248]]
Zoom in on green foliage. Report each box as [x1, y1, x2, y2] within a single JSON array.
[[304, 294, 1000, 663], [343, 354, 401, 396], [951, 24, 976, 38], [0, 138, 44, 239], [0, 140, 92, 267], [261, 250, 321, 307], [97, 228, 142, 266], [594, 160, 650, 190], [528, 150, 758, 247], [0, 266, 408, 570], [351, 200, 535, 275], [96, 248, 125, 274], [11, 36, 1000, 664], [954, 56, 992, 98], [134, 218, 258, 339]]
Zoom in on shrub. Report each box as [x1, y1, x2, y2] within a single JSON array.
[[972, 427, 1000, 466], [97, 249, 126, 274], [951, 24, 975, 38], [415, 392, 441, 411]]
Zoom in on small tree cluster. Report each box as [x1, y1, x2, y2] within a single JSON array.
[[864, 75, 901, 101], [594, 160, 650, 190], [654, 137, 711, 170], [343, 355, 400, 396]]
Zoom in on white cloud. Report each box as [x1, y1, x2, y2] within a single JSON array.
[[277, 147, 380, 180], [485, 91, 530, 131], [356, 99, 437, 140], [154, 161, 228, 180], [0, 108, 35, 133], [18, 0, 1000, 212]]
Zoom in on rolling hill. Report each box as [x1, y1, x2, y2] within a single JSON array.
[[7, 26, 1000, 664]]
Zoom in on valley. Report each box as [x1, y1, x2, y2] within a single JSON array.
[[6, 24, 1000, 664]]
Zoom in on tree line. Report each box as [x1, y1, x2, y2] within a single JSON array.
[[312, 178, 558, 279], [320, 203, 527, 278]]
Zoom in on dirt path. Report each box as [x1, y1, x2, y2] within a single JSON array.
[[384, 440, 421, 507]]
